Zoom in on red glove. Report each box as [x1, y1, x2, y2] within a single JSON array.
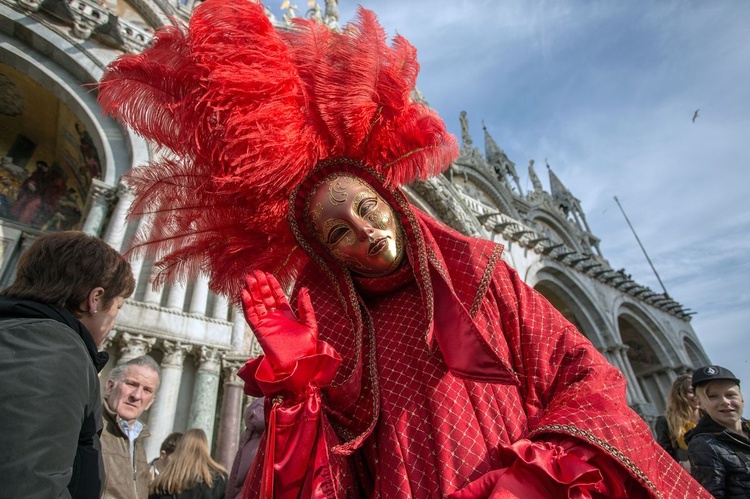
[[242, 270, 318, 373]]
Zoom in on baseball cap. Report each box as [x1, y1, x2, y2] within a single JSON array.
[[691, 365, 740, 388]]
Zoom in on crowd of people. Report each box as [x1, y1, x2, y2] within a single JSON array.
[[0, 1, 747, 498]]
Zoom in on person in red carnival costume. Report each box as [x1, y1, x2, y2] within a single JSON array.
[[97, 1, 709, 497]]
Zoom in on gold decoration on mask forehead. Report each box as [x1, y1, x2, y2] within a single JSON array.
[[328, 177, 351, 205]]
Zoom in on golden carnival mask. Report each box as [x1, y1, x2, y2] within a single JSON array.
[[306, 174, 405, 277]]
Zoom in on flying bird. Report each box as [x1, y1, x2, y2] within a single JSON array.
[[692, 109, 699, 123]]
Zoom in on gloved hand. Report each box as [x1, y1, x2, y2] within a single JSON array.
[[449, 439, 605, 499], [242, 270, 318, 373]]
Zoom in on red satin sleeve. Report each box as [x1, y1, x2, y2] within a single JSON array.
[[449, 436, 648, 499], [237, 341, 341, 499]]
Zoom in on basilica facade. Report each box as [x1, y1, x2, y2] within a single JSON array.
[[0, 0, 710, 466]]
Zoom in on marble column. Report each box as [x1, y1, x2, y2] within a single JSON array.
[[82, 179, 116, 237], [230, 307, 246, 353], [166, 282, 187, 311], [212, 293, 229, 321], [215, 360, 245, 469], [189, 274, 210, 315], [654, 367, 675, 406], [102, 182, 135, 252], [117, 332, 157, 364], [188, 346, 222, 448], [614, 344, 648, 402], [142, 265, 165, 305], [144, 340, 192, 460], [603, 346, 633, 405], [128, 213, 153, 290]]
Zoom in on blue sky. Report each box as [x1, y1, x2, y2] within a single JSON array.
[[269, 1, 750, 410]]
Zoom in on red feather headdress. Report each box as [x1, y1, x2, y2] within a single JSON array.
[[97, 0, 458, 300]]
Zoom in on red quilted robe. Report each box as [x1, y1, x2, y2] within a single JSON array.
[[238, 168, 709, 498]]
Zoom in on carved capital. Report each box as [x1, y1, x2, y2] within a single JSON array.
[[89, 179, 117, 204], [222, 359, 245, 386], [117, 332, 157, 362], [116, 181, 136, 199], [159, 340, 191, 367], [194, 346, 222, 372], [100, 329, 119, 351]]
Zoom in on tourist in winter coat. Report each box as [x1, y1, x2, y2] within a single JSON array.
[[101, 355, 161, 498], [0, 231, 134, 498], [687, 365, 750, 498]]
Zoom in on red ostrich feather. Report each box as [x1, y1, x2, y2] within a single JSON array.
[[97, 0, 458, 301]]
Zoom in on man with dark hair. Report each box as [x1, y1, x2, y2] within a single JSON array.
[[0, 231, 134, 498], [101, 355, 161, 498]]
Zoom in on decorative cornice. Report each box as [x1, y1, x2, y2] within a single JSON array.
[[9, 0, 153, 53], [123, 298, 233, 326], [408, 175, 482, 238], [112, 324, 231, 351]]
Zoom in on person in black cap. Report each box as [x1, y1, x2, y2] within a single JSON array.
[[686, 365, 750, 498]]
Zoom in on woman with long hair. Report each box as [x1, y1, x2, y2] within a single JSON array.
[[655, 373, 701, 469], [148, 428, 227, 499]]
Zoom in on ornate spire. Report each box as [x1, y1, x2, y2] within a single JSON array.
[[483, 122, 522, 195], [547, 161, 575, 210], [546, 161, 592, 234], [528, 159, 543, 192], [459, 110, 474, 152], [483, 122, 502, 166]]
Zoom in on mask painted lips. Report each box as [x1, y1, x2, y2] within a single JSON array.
[[368, 238, 387, 256]]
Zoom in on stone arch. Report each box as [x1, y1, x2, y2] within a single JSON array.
[[682, 335, 710, 368], [617, 303, 676, 413], [529, 264, 611, 350], [452, 164, 518, 219], [0, 22, 138, 183], [528, 211, 580, 251]]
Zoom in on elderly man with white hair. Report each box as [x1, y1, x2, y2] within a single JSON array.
[[101, 355, 160, 499]]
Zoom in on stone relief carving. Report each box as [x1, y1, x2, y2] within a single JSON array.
[[410, 175, 482, 238]]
